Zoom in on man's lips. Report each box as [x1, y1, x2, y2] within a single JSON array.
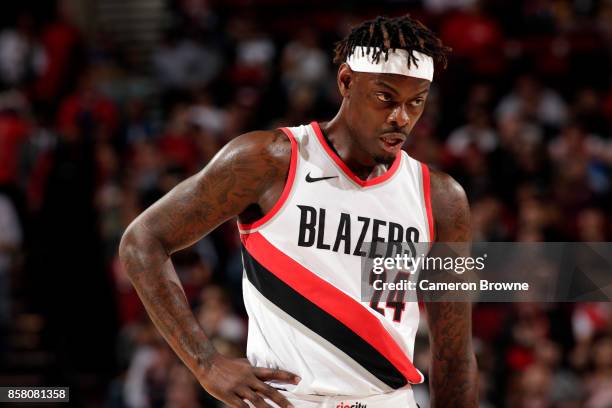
[[380, 132, 406, 146], [379, 132, 406, 153]]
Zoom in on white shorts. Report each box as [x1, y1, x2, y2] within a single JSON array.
[[248, 387, 418, 408]]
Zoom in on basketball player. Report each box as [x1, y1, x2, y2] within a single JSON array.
[[120, 15, 477, 408]]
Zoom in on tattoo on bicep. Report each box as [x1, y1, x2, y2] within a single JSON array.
[[430, 171, 470, 243], [146, 132, 289, 248], [207, 132, 287, 219]]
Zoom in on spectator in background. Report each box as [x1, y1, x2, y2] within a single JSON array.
[[496, 74, 568, 132], [423, 0, 477, 14], [576, 208, 608, 241], [192, 122, 222, 166], [123, 323, 170, 408], [121, 98, 155, 147], [0, 12, 46, 89], [0, 193, 22, 329], [572, 303, 612, 361], [510, 363, 553, 407], [439, 0, 505, 75], [189, 90, 227, 140], [584, 336, 612, 408], [446, 105, 498, 158], [0, 103, 31, 186], [489, 112, 548, 203], [196, 285, 246, 345], [164, 363, 202, 408], [128, 140, 165, 203], [535, 339, 582, 407], [227, 16, 275, 87], [173, 250, 212, 303], [152, 29, 222, 93], [56, 65, 119, 142], [281, 27, 329, 93], [157, 103, 199, 174], [572, 88, 610, 137], [496, 112, 543, 152], [33, 0, 82, 105], [549, 124, 602, 214], [516, 198, 558, 240], [175, 0, 219, 35], [470, 196, 510, 241], [448, 142, 492, 202]]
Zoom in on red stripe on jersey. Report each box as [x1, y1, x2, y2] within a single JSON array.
[[240, 231, 425, 384], [421, 163, 435, 242]]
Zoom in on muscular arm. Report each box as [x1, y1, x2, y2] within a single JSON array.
[[423, 170, 478, 407], [119, 130, 298, 408]]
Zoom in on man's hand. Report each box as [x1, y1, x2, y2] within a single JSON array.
[[198, 355, 300, 408]]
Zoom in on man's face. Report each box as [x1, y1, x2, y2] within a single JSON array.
[[339, 65, 431, 165]]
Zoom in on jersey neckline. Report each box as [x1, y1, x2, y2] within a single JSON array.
[[310, 121, 402, 188]]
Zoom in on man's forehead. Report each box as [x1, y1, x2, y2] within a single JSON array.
[[358, 72, 431, 94]]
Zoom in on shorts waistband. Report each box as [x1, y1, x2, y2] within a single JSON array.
[[276, 387, 418, 408]]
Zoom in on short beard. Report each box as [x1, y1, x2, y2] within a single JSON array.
[[373, 154, 396, 166]]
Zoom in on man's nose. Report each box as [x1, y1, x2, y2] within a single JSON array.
[[388, 104, 410, 128]]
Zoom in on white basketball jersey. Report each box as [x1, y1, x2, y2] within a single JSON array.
[[238, 121, 433, 400]]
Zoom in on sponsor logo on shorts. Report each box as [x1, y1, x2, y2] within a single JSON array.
[[336, 402, 367, 408]]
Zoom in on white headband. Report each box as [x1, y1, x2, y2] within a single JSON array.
[[346, 46, 434, 81]]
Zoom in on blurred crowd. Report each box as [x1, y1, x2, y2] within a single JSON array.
[[1, 0, 612, 407]]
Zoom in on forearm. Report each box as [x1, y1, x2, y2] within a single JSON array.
[[119, 225, 216, 375], [427, 302, 478, 408], [429, 348, 478, 407]]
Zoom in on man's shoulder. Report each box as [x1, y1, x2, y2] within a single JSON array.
[[429, 169, 466, 204], [428, 168, 470, 241], [224, 129, 293, 167]]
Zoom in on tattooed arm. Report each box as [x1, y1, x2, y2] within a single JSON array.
[[423, 170, 478, 407], [119, 130, 299, 408]]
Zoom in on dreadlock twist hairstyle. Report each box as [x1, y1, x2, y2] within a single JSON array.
[[333, 15, 451, 71]]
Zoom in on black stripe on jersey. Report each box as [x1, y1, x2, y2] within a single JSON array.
[[241, 246, 408, 389]]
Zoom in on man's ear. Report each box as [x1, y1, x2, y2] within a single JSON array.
[[337, 63, 353, 98]]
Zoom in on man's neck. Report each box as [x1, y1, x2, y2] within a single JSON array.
[[321, 114, 389, 181]]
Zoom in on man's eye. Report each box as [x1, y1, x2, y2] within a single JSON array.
[[411, 98, 425, 107], [376, 93, 392, 102]]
